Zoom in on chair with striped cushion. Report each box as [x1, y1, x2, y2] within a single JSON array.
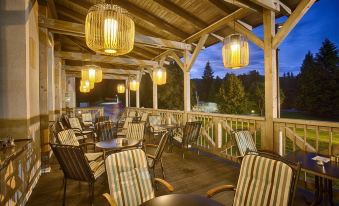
[[102, 149, 174, 206], [126, 122, 145, 142], [117, 117, 133, 137], [68, 117, 95, 142], [50, 143, 105, 206], [207, 152, 300, 206], [57, 130, 103, 162], [82, 113, 94, 127], [148, 115, 166, 141], [233, 131, 258, 157], [140, 112, 148, 122]]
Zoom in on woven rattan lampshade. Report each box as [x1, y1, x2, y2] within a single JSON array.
[[117, 84, 125, 93], [129, 77, 139, 91], [81, 65, 102, 83], [85, 3, 135, 56], [80, 80, 90, 93], [153, 66, 166, 85], [222, 34, 249, 69]]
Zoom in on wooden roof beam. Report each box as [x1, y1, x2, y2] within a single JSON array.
[[39, 18, 192, 51], [63, 65, 141, 75], [66, 72, 129, 80], [223, 0, 262, 12], [56, 51, 158, 67], [63, 36, 93, 53], [272, 0, 316, 49]]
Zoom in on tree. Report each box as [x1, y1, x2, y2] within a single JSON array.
[[209, 75, 222, 101], [200, 61, 214, 101], [140, 74, 153, 108], [216, 74, 247, 114]]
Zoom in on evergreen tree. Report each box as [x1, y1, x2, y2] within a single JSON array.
[[209, 75, 222, 101], [201, 61, 214, 101], [216, 74, 247, 114]]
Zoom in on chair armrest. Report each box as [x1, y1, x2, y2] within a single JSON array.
[[206, 185, 235, 198], [72, 128, 82, 133], [147, 154, 156, 159], [145, 144, 158, 148], [79, 142, 96, 152], [154, 178, 174, 192], [102, 193, 117, 206]]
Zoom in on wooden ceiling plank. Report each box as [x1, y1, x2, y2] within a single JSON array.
[[272, 0, 316, 49], [55, 4, 84, 23], [47, 0, 58, 18], [55, 51, 158, 67], [223, 0, 262, 12], [63, 36, 93, 53]]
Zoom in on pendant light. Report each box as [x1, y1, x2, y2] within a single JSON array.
[[117, 84, 125, 93], [80, 80, 90, 93], [153, 66, 167, 85], [85, 1, 135, 56], [81, 65, 103, 83], [222, 2, 249, 69], [129, 77, 139, 91]]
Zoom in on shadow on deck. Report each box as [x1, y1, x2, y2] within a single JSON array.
[[26, 147, 337, 206]]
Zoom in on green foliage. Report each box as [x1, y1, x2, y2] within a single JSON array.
[[200, 61, 214, 101], [216, 74, 247, 114]]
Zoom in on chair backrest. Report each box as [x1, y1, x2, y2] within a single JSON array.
[[82, 113, 93, 122], [60, 114, 70, 128], [148, 115, 162, 126], [57, 129, 80, 146], [140, 113, 148, 122], [182, 121, 202, 145], [154, 132, 170, 161], [128, 110, 136, 117], [126, 122, 145, 141], [105, 149, 154, 206], [68, 117, 83, 130], [122, 117, 133, 129], [96, 122, 115, 141], [234, 131, 257, 156], [50, 143, 94, 182], [233, 153, 300, 206]]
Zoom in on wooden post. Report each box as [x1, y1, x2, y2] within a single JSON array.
[[125, 80, 129, 107], [183, 50, 191, 113], [153, 81, 158, 109], [136, 89, 140, 108], [263, 9, 278, 151]]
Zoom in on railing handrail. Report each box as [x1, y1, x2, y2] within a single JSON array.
[[274, 118, 339, 128]]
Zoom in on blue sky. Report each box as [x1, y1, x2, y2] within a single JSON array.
[[190, 0, 339, 79]]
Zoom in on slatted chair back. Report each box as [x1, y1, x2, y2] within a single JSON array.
[[60, 114, 70, 129], [233, 153, 300, 206], [126, 122, 145, 141], [96, 122, 115, 141], [57, 129, 80, 146], [105, 149, 154, 206], [122, 117, 133, 129], [69, 117, 83, 131], [82, 113, 93, 122], [148, 115, 162, 127], [128, 110, 136, 117], [50, 144, 94, 182], [154, 132, 170, 161], [182, 121, 202, 145], [234, 131, 257, 156]]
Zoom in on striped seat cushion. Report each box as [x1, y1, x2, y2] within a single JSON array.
[[85, 152, 103, 161], [89, 160, 105, 179], [234, 131, 257, 156], [57, 130, 80, 146], [126, 123, 145, 141], [233, 155, 293, 206], [105, 149, 154, 206]]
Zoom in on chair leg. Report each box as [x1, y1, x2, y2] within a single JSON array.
[[63, 178, 67, 206], [182, 150, 185, 159], [89, 182, 94, 206], [160, 158, 165, 179]]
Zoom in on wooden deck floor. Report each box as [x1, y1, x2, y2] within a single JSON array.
[[26, 147, 337, 206]]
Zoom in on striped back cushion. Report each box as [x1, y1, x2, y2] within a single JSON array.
[[69, 117, 82, 130], [57, 130, 80, 146], [126, 123, 145, 141], [148, 115, 161, 126], [183, 121, 202, 145], [82, 113, 92, 122], [234, 155, 293, 206], [105, 149, 154, 206], [122, 117, 133, 129], [128, 111, 136, 117], [140, 113, 148, 122], [234, 131, 257, 156]]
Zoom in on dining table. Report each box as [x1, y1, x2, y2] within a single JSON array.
[[96, 138, 140, 151], [284, 151, 339, 206], [139, 194, 223, 206]]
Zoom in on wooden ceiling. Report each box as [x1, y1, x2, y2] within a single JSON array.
[[47, 0, 301, 70]]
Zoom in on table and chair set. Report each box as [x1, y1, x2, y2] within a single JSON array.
[[49, 110, 338, 206]]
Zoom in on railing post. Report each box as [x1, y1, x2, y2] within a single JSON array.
[[152, 81, 158, 109], [125, 80, 129, 107]]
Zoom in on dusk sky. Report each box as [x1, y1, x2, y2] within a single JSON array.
[[190, 0, 339, 79]]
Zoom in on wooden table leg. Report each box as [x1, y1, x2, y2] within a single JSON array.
[[307, 176, 321, 206]]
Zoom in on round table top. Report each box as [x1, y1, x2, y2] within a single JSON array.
[[140, 194, 223, 206], [95, 138, 140, 150]]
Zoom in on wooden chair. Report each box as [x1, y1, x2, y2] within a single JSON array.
[[145, 132, 170, 179], [82, 113, 94, 127], [57, 129, 103, 162], [50, 143, 105, 206], [233, 130, 258, 156], [116, 117, 132, 137], [126, 122, 145, 143], [172, 121, 202, 159], [140, 112, 148, 122], [207, 152, 301, 206], [102, 149, 174, 206], [148, 115, 166, 141], [68, 117, 95, 142]]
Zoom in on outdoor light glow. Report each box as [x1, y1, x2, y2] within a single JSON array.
[[117, 84, 125, 93], [153, 67, 167, 85], [85, 3, 135, 56], [80, 80, 91, 93], [81, 65, 102, 83], [222, 34, 249, 69]]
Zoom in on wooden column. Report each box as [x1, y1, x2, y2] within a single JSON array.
[[136, 89, 140, 108], [263, 9, 278, 151], [39, 3, 51, 172], [54, 57, 62, 116], [125, 80, 129, 107], [153, 81, 158, 109], [183, 50, 191, 112]]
